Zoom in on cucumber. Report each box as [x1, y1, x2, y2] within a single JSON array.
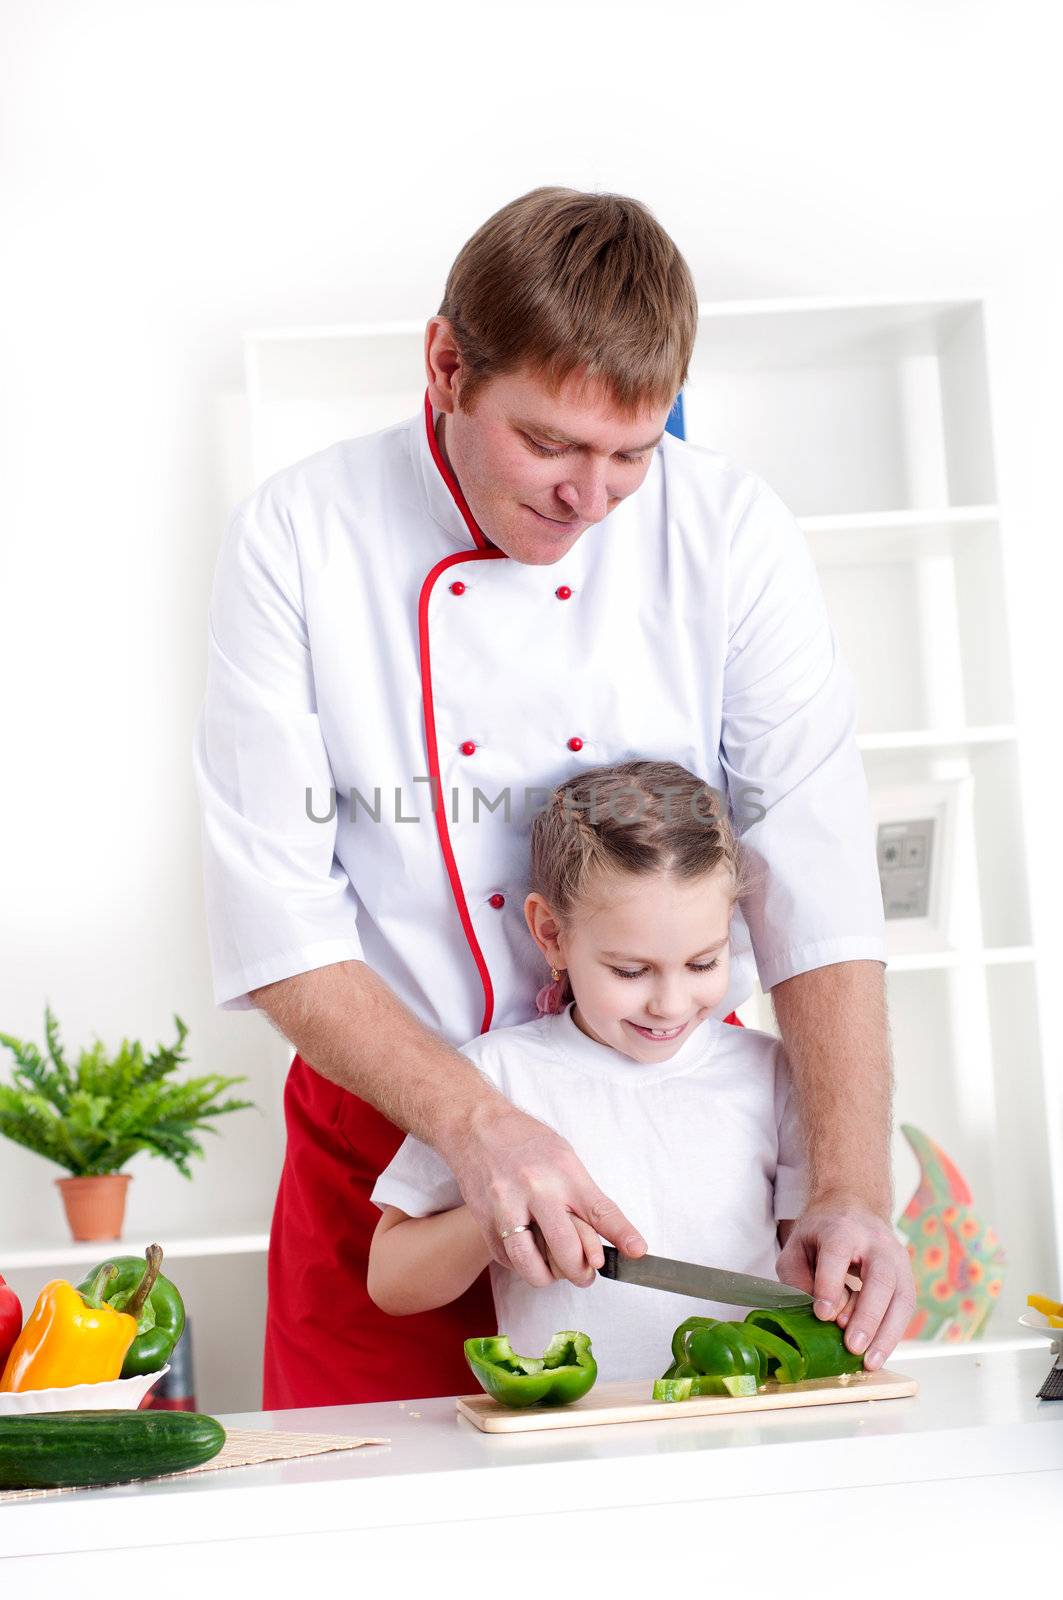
[[0, 1409, 226, 1489]]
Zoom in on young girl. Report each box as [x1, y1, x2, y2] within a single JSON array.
[[367, 759, 807, 1383]]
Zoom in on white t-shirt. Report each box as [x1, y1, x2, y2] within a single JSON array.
[[371, 1004, 807, 1384]]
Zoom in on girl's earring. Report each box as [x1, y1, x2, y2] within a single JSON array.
[[536, 965, 568, 1018]]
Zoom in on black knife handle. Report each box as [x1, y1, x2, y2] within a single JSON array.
[[599, 1245, 620, 1279]]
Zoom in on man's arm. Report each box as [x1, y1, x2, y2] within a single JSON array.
[[770, 959, 915, 1369], [249, 959, 646, 1287], [773, 960, 892, 1213], [250, 959, 500, 1149]]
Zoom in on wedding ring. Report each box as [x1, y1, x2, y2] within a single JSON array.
[[499, 1224, 533, 1241]]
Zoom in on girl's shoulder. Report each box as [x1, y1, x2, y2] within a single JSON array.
[[456, 1015, 552, 1081], [715, 1020, 791, 1072]]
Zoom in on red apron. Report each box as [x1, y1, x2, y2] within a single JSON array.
[[262, 1012, 745, 1409]]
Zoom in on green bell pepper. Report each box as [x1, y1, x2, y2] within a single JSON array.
[[659, 1317, 778, 1396], [76, 1244, 185, 1378], [684, 1322, 762, 1387], [464, 1330, 597, 1409], [744, 1306, 864, 1381], [737, 1321, 805, 1383], [669, 1316, 722, 1370], [656, 1302, 865, 1402]]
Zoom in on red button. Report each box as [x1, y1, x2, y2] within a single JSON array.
[[489, 893, 505, 909], [450, 581, 466, 595], [460, 741, 477, 756], [567, 737, 584, 751], [555, 585, 573, 600]]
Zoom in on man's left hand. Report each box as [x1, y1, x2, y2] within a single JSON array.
[[776, 1194, 917, 1370]]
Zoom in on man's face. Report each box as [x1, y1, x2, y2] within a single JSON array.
[[430, 355, 672, 565]]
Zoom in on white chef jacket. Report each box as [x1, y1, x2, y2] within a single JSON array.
[[192, 391, 886, 1043]]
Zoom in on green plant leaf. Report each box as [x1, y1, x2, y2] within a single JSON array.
[[43, 1003, 76, 1098], [0, 1009, 255, 1177]]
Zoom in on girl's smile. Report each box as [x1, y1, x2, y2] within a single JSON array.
[[624, 1019, 691, 1042]]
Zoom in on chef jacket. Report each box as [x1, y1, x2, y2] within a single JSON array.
[[192, 391, 886, 1044]]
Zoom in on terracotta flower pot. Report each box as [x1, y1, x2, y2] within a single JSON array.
[[56, 1173, 132, 1242]]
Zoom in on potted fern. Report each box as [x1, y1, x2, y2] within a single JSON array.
[[0, 1006, 255, 1241]]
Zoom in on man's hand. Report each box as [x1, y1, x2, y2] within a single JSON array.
[[776, 1193, 916, 1370], [437, 1097, 647, 1289]]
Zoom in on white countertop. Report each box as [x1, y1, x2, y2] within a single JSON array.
[[4, 1346, 1062, 1566]]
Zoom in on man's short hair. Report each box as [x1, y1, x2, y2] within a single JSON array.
[[437, 186, 698, 418]]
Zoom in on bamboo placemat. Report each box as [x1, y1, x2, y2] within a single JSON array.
[[0, 1427, 389, 1501]]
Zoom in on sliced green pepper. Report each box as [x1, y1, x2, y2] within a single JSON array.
[[76, 1245, 185, 1378], [684, 1322, 763, 1385], [744, 1307, 864, 1381], [740, 1322, 805, 1383], [656, 1300, 866, 1403], [654, 1373, 758, 1402], [464, 1330, 597, 1409], [654, 1376, 695, 1402], [669, 1316, 721, 1369]]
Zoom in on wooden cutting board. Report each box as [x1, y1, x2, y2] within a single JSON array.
[[456, 1368, 918, 1432]]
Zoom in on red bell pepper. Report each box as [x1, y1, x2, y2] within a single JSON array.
[[0, 1273, 22, 1370]]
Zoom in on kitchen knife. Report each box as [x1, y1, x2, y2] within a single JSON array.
[[598, 1245, 815, 1311]]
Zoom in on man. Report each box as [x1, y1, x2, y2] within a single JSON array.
[[193, 185, 915, 1407]]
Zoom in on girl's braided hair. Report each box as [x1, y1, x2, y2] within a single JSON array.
[[528, 759, 751, 1010]]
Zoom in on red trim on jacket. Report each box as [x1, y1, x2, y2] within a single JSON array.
[[424, 390, 497, 553], [419, 391, 508, 1033]]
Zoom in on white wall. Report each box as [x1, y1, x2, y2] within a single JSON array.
[[1, 0, 1061, 1406]]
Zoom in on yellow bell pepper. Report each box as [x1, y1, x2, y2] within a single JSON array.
[[1028, 1292, 1063, 1325], [0, 1265, 137, 1392]]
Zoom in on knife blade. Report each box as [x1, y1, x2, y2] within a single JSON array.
[[598, 1246, 814, 1311]]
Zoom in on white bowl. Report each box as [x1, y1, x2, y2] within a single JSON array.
[[1018, 1310, 1062, 1353], [0, 1365, 169, 1416]]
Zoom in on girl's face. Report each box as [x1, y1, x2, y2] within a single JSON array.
[[525, 866, 735, 1062]]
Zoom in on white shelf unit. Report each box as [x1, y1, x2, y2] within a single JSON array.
[[0, 1233, 270, 1273], [688, 295, 1062, 1327], [243, 293, 1063, 1344]]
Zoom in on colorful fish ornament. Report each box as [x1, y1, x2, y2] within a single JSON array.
[[897, 1123, 1005, 1342]]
